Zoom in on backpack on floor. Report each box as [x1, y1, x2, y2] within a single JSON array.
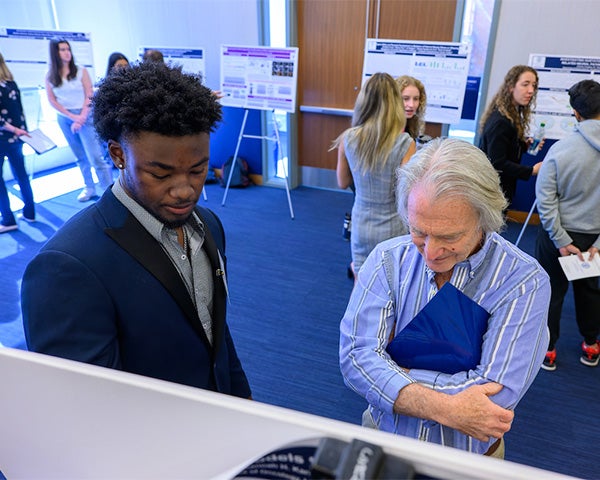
[[220, 156, 251, 188]]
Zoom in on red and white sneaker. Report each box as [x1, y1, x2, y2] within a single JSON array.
[[580, 341, 600, 367], [541, 349, 557, 371]]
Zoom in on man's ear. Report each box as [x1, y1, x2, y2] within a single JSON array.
[[573, 110, 583, 122], [107, 140, 125, 169]]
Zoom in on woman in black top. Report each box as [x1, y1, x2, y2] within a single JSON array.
[[479, 65, 543, 207], [0, 51, 35, 233]]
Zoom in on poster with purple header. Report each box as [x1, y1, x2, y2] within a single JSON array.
[[219, 45, 299, 113]]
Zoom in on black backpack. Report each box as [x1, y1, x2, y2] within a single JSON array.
[[220, 156, 251, 188]]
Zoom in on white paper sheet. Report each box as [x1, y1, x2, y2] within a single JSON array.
[[558, 251, 600, 281]]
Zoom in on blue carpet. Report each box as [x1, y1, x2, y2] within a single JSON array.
[[0, 180, 597, 479]]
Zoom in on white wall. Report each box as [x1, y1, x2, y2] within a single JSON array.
[[51, 0, 259, 90], [482, 0, 600, 108]]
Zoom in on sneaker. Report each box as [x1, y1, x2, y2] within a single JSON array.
[[77, 188, 97, 202], [18, 213, 36, 223], [580, 341, 600, 367], [541, 349, 557, 371], [0, 223, 19, 234]]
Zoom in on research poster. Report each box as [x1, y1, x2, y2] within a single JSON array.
[[219, 45, 299, 113], [362, 39, 471, 124], [0, 27, 94, 88], [138, 46, 206, 80], [529, 54, 600, 140]]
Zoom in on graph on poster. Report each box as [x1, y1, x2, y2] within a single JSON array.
[[362, 38, 471, 124], [529, 53, 600, 139], [219, 45, 299, 113]]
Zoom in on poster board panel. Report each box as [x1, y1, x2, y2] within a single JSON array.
[[219, 44, 299, 113], [0, 348, 572, 480], [0, 27, 94, 89], [138, 46, 206, 80], [528, 54, 600, 140], [362, 39, 471, 124]]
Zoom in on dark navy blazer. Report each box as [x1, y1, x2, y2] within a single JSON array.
[[21, 189, 251, 398]]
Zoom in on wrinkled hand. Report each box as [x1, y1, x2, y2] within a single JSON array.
[[443, 383, 513, 442]]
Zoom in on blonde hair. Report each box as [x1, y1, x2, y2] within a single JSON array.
[[0, 51, 15, 83], [396, 75, 427, 139], [332, 72, 406, 172]]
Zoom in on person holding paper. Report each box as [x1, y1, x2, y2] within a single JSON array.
[[22, 62, 251, 399], [340, 138, 550, 457], [45, 38, 114, 202], [535, 79, 600, 371], [0, 51, 36, 233], [479, 65, 544, 208]]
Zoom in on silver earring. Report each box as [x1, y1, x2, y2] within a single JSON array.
[[118, 164, 124, 169]]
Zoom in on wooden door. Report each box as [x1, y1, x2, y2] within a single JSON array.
[[295, 0, 458, 187]]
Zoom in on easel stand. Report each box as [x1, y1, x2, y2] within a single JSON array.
[[221, 108, 295, 219], [515, 199, 537, 247]]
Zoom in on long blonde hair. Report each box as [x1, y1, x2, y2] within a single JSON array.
[[396, 75, 427, 139], [0, 51, 15, 83], [333, 72, 406, 172], [479, 65, 538, 141]]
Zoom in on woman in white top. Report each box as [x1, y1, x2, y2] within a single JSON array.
[[46, 38, 113, 202]]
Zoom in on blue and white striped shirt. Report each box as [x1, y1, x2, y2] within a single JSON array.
[[339, 232, 550, 454]]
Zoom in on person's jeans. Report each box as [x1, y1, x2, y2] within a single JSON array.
[[0, 141, 35, 225], [56, 109, 113, 190]]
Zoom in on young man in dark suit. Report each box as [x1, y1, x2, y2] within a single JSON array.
[[21, 62, 251, 399]]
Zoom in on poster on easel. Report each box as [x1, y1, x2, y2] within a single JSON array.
[[138, 46, 206, 80], [0, 27, 94, 88], [528, 53, 600, 140], [219, 45, 299, 113], [362, 39, 471, 124]]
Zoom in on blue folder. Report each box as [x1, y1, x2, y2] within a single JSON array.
[[386, 282, 490, 374]]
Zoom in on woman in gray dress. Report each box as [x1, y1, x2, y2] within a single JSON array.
[[334, 72, 416, 280]]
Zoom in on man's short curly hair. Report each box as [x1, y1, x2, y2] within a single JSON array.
[[92, 61, 221, 142]]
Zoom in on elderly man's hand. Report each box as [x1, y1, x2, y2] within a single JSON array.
[[393, 382, 513, 443], [442, 383, 513, 442]]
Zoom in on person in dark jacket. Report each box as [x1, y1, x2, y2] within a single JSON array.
[[479, 65, 543, 207], [22, 62, 251, 399]]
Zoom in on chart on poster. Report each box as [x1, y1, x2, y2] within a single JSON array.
[[362, 38, 471, 124], [528, 53, 600, 140], [219, 44, 299, 113]]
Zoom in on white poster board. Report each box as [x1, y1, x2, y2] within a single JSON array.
[[0, 348, 572, 480], [219, 44, 299, 113], [362, 39, 471, 124], [0, 27, 94, 89], [138, 46, 206, 79], [528, 54, 600, 140]]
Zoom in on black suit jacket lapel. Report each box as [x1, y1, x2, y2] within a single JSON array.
[[195, 208, 226, 358], [105, 213, 212, 348]]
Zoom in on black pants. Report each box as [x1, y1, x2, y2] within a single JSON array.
[[535, 226, 600, 350]]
